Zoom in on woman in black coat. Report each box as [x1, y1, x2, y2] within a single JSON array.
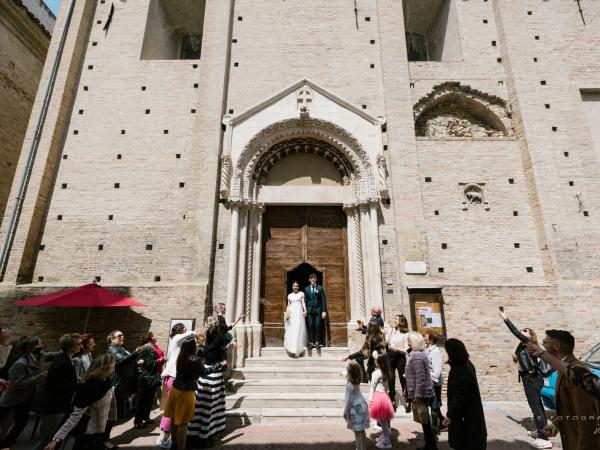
[[443, 339, 487, 450]]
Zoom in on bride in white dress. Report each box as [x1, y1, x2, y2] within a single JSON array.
[[284, 281, 308, 357]]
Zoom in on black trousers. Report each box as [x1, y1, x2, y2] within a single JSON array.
[[521, 372, 547, 437], [135, 382, 157, 424], [421, 423, 438, 449], [386, 351, 407, 405], [0, 401, 30, 446], [306, 313, 323, 344]]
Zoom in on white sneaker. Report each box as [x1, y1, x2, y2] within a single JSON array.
[[157, 436, 172, 449], [530, 438, 552, 449], [370, 423, 382, 432], [375, 442, 392, 449]]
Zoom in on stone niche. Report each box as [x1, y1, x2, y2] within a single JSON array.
[[414, 82, 513, 138]]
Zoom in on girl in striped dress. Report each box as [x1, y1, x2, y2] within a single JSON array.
[[187, 317, 231, 448]]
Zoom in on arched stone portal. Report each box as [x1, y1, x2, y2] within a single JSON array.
[[219, 82, 387, 365]]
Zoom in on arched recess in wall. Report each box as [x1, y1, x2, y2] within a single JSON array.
[[414, 82, 513, 138]]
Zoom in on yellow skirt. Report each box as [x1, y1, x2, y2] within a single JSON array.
[[164, 387, 196, 425]]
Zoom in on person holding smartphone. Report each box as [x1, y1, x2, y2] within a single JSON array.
[[499, 307, 553, 449]]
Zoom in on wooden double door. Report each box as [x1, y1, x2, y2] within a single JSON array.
[[261, 206, 349, 347]]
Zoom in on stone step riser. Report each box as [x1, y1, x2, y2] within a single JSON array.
[[226, 398, 346, 409], [243, 359, 345, 368], [228, 383, 369, 394], [232, 370, 344, 380], [226, 415, 346, 425], [260, 349, 349, 358]]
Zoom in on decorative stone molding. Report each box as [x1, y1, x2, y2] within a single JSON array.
[[233, 117, 378, 203], [414, 82, 513, 138], [297, 88, 312, 118], [376, 155, 389, 198], [219, 155, 232, 199], [460, 182, 490, 211], [405, 261, 428, 275]]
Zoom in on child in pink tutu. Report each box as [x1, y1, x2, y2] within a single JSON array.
[[368, 352, 395, 449]]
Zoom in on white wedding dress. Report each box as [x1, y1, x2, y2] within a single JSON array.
[[284, 292, 308, 356]]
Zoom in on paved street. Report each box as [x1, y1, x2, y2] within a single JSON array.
[[14, 401, 564, 450]]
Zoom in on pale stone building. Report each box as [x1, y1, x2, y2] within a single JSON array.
[[1, 0, 600, 412], [0, 0, 54, 232]]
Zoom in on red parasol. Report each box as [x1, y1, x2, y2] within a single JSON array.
[[15, 283, 146, 331]]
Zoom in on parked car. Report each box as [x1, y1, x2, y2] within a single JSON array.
[[541, 341, 600, 412]]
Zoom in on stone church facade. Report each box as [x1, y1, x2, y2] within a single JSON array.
[[1, 0, 600, 398]]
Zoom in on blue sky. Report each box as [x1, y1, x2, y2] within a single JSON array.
[[44, 0, 61, 15]]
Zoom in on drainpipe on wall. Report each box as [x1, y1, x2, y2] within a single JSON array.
[[0, 0, 76, 280]]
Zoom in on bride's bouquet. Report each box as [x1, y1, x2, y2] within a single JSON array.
[[284, 308, 291, 323]]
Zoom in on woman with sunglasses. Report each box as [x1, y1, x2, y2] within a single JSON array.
[[499, 309, 553, 449]]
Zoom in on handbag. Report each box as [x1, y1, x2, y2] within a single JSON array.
[[411, 399, 430, 424]]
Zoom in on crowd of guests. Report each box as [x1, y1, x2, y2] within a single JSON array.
[[0, 303, 243, 450], [1, 303, 599, 450], [343, 306, 600, 450]]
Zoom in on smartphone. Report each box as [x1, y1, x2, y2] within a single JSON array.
[[499, 306, 504, 312]]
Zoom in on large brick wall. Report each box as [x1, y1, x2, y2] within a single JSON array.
[[1, 0, 600, 398]]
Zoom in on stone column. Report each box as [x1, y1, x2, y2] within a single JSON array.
[[235, 206, 248, 321], [225, 203, 240, 324], [359, 203, 371, 317], [250, 204, 264, 357], [369, 201, 384, 311], [344, 205, 358, 321]]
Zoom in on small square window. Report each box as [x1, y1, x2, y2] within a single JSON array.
[[434, 210, 439, 216], [228, 109, 234, 114], [145, 109, 150, 114], [441, 243, 447, 249], [425, 177, 432, 182], [491, 40, 497, 46], [564, 152, 569, 157], [78, 109, 84, 115], [513, 211, 519, 216], [192, 64, 198, 69], [164, 130, 169, 134], [568, 181, 574, 186], [387, 289, 394, 294], [365, 17, 371, 21], [545, 104, 551, 109], [193, 83, 199, 88], [98, 244, 104, 251], [88, 65, 93, 70], [146, 244, 153, 251], [39, 244, 45, 251], [383, 145, 388, 150], [438, 267, 444, 273], [92, 42, 98, 46], [237, 16, 243, 21], [234, 62, 239, 67], [514, 243, 520, 248], [83, 86, 88, 91], [508, 178, 514, 184], [114, 183, 120, 188], [179, 182, 185, 188], [96, 20, 102, 24], [533, 57, 538, 62], [370, 39, 375, 44], [38, 276, 44, 282], [94, 276, 101, 282], [362, 105, 367, 109], [382, 239, 388, 245], [57, 215, 63, 220], [62, 155, 68, 160], [154, 275, 161, 282], [218, 243, 224, 249], [383, 198, 391, 206], [527, 11, 532, 15], [526, 266, 533, 273], [176, 154, 181, 159], [483, 19, 488, 24], [121, 130, 126, 134], [73, 130, 79, 135], [534, 35, 540, 40], [108, 215, 114, 220], [583, 211, 589, 217], [552, 126, 557, 132], [370, 63, 375, 68], [540, 80, 546, 85], [61, 183, 67, 189], [117, 154, 122, 159], [191, 109, 196, 113]]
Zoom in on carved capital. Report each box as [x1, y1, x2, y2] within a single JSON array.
[[220, 155, 232, 200]]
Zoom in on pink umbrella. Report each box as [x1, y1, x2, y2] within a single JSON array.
[[15, 283, 146, 332]]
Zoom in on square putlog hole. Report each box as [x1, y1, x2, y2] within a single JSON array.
[[526, 267, 533, 273], [146, 244, 153, 251]]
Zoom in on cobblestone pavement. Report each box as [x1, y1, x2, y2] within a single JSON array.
[[15, 402, 565, 449]]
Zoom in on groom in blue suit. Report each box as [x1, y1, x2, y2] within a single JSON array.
[[304, 273, 327, 348]]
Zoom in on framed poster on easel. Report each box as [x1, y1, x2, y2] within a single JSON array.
[[167, 318, 196, 356], [408, 288, 447, 339]]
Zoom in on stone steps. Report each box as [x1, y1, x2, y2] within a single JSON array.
[[226, 347, 366, 423], [228, 378, 370, 394]]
